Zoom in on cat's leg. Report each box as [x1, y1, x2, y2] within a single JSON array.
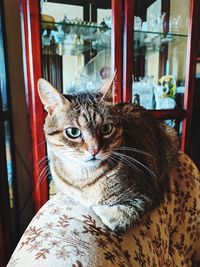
[[92, 198, 149, 231]]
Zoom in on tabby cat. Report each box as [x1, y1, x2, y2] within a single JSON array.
[[38, 77, 179, 231]]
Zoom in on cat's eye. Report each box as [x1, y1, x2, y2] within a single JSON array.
[[65, 127, 81, 139], [100, 123, 113, 136]]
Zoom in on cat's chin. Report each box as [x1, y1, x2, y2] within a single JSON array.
[[83, 159, 102, 168]]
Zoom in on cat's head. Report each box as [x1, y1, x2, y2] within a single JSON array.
[[38, 77, 123, 169]]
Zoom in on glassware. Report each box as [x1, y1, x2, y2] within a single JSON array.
[[134, 16, 142, 31], [104, 16, 112, 28], [132, 76, 155, 109], [148, 13, 165, 33], [154, 85, 176, 109], [42, 29, 51, 46], [154, 75, 177, 109], [169, 15, 182, 33]]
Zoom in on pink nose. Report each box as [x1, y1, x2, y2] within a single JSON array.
[[88, 148, 99, 156]]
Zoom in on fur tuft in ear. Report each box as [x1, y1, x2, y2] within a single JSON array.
[[37, 78, 68, 114], [100, 71, 116, 102]]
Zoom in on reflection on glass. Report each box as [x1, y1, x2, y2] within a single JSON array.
[[4, 120, 14, 207], [64, 50, 111, 94]]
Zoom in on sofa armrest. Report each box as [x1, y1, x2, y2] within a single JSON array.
[[7, 152, 200, 267]]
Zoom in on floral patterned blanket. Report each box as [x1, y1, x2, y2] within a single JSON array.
[[7, 152, 200, 267]]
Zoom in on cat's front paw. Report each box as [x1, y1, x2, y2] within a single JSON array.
[[92, 205, 131, 232]]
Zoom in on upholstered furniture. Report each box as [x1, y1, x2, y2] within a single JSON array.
[[7, 152, 200, 267]]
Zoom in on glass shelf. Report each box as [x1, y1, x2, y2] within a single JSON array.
[[41, 20, 111, 31], [41, 21, 187, 56], [133, 30, 187, 55], [41, 20, 111, 55], [135, 30, 187, 38]]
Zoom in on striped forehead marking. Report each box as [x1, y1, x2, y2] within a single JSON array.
[[71, 93, 105, 128], [79, 108, 103, 128]]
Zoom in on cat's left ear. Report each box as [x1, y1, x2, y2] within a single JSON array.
[[100, 71, 116, 102], [37, 78, 68, 114]]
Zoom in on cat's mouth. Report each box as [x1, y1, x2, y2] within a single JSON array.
[[86, 157, 100, 162], [84, 156, 101, 166]]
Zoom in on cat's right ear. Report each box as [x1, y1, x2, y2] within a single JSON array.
[[37, 78, 68, 114], [100, 70, 116, 103]]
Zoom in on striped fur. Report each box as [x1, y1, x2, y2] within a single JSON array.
[[38, 79, 179, 231]]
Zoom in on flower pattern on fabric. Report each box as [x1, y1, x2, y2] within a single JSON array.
[[7, 152, 200, 267]]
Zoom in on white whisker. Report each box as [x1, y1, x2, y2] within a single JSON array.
[[111, 153, 143, 174], [112, 151, 156, 177], [34, 140, 47, 151], [37, 155, 49, 168], [38, 159, 49, 173], [114, 146, 152, 157], [37, 164, 50, 189]]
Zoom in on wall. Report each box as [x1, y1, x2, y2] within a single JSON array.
[[3, 0, 34, 235]]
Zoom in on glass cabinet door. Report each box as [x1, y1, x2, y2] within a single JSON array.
[[132, 0, 189, 112], [40, 0, 111, 95]]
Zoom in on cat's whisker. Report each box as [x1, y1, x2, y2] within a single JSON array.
[[34, 140, 47, 151], [112, 151, 156, 177], [37, 155, 49, 168], [38, 159, 50, 173], [108, 155, 129, 170], [37, 156, 49, 170], [37, 171, 50, 187], [37, 164, 50, 188], [113, 151, 147, 171], [36, 170, 52, 191], [114, 146, 152, 157], [111, 153, 143, 174]]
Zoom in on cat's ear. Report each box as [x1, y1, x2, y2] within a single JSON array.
[[100, 71, 116, 102], [38, 78, 68, 114]]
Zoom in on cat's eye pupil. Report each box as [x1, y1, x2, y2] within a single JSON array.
[[100, 123, 113, 135], [65, 127, 81, 139]]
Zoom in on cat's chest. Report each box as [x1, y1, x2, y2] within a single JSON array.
[[52, 164, 119, 206]]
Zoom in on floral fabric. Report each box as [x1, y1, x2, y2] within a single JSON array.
[[7, 152, 200, 267]]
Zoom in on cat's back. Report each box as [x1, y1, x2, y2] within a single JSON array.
[[115, 102, 179, 178]]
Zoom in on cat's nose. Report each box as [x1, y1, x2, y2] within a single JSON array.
[[88, 148, 99, 156]]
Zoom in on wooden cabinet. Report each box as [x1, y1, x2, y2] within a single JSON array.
[[21, 0, 200, 211]]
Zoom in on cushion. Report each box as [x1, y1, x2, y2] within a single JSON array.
[[7, 152, 200, 267]]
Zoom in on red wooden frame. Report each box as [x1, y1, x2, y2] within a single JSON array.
[[111, 0, 123, 103], [122, 0, 134, 103], [21, 0, 48, 212], [181, 0, 200, 154]]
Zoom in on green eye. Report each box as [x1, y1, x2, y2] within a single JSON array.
[[100, 123, 113, 136], [65, 128, 81, 139]]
